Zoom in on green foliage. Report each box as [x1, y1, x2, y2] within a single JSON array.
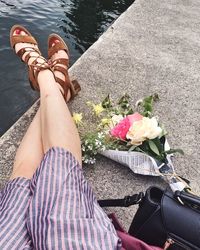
[[164, 149, 184, 155], [128, 145, 138, 152], [117, 94, 134, 115], [102, 95, 112, 109], [148, 140, 160, 156], [138, 93, 159, 117]]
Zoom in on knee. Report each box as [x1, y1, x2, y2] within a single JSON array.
[[11, 161, 36, 180]]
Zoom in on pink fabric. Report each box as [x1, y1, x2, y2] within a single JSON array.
[[109, 214, 163, 250]]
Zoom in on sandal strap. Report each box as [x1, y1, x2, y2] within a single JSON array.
[[30, 57, 50, 70], [48, 42, 69, 58], [29, 58, 52, 90], [55, 76, 70, 100], [47, 34, 81, 101], [25, 49, 41, 64], [49, 60, 71, 99], [53, 65, 71, 100], [49, 58, 69, 68], [49, 59, 71, 101], [11, 35, 37, 48], [10, 25, 50, 92], [53, 65, 68, 77], [17, 47, 41, 63]]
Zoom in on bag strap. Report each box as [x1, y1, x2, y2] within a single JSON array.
[[98, 192, 144, 207]]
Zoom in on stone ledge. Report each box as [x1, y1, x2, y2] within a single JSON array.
[[1, 0, 200, 228]]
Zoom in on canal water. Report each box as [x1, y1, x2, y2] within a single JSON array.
[[0, 0, 134, 136]]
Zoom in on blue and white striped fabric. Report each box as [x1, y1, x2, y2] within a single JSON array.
[[0, 147, 121, 249]]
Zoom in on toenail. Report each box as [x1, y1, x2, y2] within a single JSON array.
[[15, 29, 21, 35]]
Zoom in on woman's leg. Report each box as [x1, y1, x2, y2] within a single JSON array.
[[10, 108, 44, 180], [38, 68, 82, 165], [10, 29, 46, 180], [1, 108, 40, 248], [11, 28, 81, 181], [11, 68, 82, 180], [37, 39, 81, 164], [27, 67, 119, 250]]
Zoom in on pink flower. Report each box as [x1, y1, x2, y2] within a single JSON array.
[[128, 112, 143, 125], [111, 117, 130, 140], [110, 112, 143, 140]]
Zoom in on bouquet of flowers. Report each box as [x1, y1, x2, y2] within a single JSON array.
[[73, 94, 189, 192]]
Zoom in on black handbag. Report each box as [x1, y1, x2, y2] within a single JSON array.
[[98, 186, 200, 250]]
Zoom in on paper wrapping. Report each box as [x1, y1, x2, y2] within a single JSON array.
[[100, 150, 189, 192]]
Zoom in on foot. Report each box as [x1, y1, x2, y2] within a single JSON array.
[[49, 39, 71, 101], [12, 27, 51, 88]]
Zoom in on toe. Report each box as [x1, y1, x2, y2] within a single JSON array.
[[51, 39, 59, 48], [14, 29, 20, 35], [13, 28, 28, 36], [12, 28, 40, 63], [20, 31, 27, 36]]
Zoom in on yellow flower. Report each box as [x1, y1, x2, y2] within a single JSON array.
[[93, 104, 104, 116], [86, 101, 104, 116], [72, 113, 83, 126], [101, 118, 111, 126]]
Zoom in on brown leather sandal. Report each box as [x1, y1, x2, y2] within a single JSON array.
[[10, 25, 51, 91], [48, 34, 81, 101]]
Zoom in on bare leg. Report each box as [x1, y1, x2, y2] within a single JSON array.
[[38, 38, 82, 165], [10, 29, 46, 180], [38, 69, 82, 165], [11, 108, 44, 179], [11, 29, 81, 181]]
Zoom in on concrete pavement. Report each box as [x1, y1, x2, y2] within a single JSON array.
[[1, 0, 200, 229]]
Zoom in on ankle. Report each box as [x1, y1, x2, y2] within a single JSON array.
[[37, 69, 55, 83], [55, 82, 71, 102]]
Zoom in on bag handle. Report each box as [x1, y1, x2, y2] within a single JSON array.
[[98, 192, 144, 207]]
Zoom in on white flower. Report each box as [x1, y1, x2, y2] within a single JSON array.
[[95, 140, 102, 147], [110, 115, 124, 128], [135, 98, 143, 107], [83, 158, 88, 163], [126, 117, 162, 145], [89, 159, 96, 164], [97, 132, 104, 139]]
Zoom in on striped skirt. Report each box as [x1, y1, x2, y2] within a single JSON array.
[[0, 147, 121, 249]]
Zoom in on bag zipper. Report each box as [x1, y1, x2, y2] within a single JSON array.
[[164, 237, 191, 250], [164, 238, 175, 250]]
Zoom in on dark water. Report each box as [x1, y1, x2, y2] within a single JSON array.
[[0, 0, 134, 136]]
